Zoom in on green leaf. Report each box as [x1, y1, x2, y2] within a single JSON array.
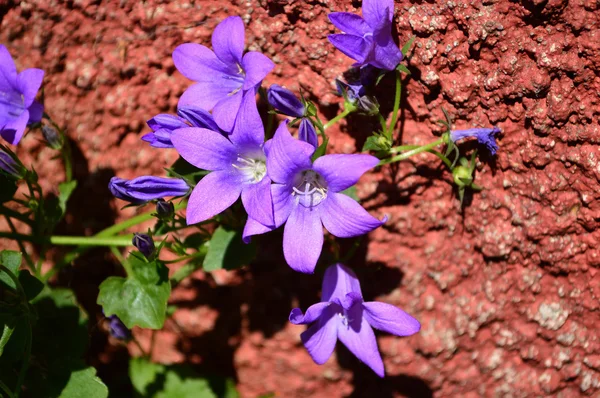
[[18, 269, 44, 301], [396, 64, 411, 75], [340, 185, 359, 202], [57, 366, 109, 398], [362, 135, 391, 152], [97, 255, 171, 329], [58, 180, 78, 215], [0, 322, 15, 357], [310, 136, 329, 162], [0, 250, 21, 289], [130, 357, 238, 398], [203, 226, 256, 272], [167, 157, 209, 186], [401, 36, 416, 57], [0, 174, 17, 203]]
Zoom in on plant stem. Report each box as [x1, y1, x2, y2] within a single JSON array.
[[324, 107, 353, 130], [0, 205, 32, 225], [170, 246, 208, 286], [388, 144, 421, 154], [0, 232, 134, 247], [378, 113, 388, 134], [3, 216, 38, 277], [0, 379, 14, 398], [379, 138, 444, 166], [387, 70, 402, 137]]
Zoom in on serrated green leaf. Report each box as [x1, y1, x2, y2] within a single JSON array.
[[167, 157, 209, 186], [97, 256, 171, 329], [340, 185, 359, 202], [0, 174, 17, 203], [203, 226, 256, 272]]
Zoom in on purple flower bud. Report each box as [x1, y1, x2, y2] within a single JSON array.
[[450, 127, 501, 155], [177, 105, 223, 134], [336, 79, 379, 115], [0, 148, 25, 179], [109, 176, 189, 204], [132, 233, 155, 258], [298, 118, 318, 148], [107, 315, 131, 340], [143, 114, 188, 148], [42, 125, 63, 150], [267, 84, 305, 118], [156, 199, 174, 219]]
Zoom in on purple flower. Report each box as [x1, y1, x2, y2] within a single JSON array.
[[243, 122, 385, 273], [290, 263, 420, 377], [267, 84, 305, 118], [132, 233, 155, 258], [0, 45, 44, 145], [171, 90, 275, 227], [267, 84, 318, 148], [109, 176, 189, 204], [107, 315, 131, 340], [328, 0, 402, 71], [173, 16, 275, 132], [143, 105, 223, 149], [450, 126, 501, 155], [0, 148, 24, 179]]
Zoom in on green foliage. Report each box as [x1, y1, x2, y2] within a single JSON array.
[[203, 226, 256, 272], [340, 185, 359, 202], [362, 134, 392, 152], [130, 357, 239, 398], [311, 136, 329, 162], [98, 254, 171, 329], [167, 157, 209, 186]]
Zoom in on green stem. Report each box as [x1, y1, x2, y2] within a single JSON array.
[[0, 379, 14, 398], [0, 232, 134, 247], [170, 246, 208, 286], [388, 144, 421, 154], [378, 113, 387, 134], [379, 138, 444, 166], [3, 217, 37, 277], [324, 107, 353, 130], [0, 206, 32, 225], [428, 150, 453, 169], [387, 70, 402, 137], [62, 139, 73, 182], [162, 250, 206, 264]]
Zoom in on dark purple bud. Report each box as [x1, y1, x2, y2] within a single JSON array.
[[132, 233, 155, 258], [450, 127, 501, 155], [0, 148, 25, 179], [298, 118, 318, 148], [143, 114, 188, 148], [108, 315, 131, 340], [156, 199, 174, 219], [267, 84, 305, 118], [109, 176, 189, 204], [41, 125, 63, 150], [177, 105, 223, 134]]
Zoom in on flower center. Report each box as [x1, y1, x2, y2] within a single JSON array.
[[0, 90, 25, 119], [232, 154, 266, 183], [292, 170, 328, 208]]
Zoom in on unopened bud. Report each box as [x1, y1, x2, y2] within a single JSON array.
[[132, 233, 155, 258], [156, 199, 174, 219], [42, 125, 63, 150], [0, 149, 26, 180]]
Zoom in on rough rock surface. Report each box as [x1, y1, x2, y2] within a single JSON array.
[[2, 0, 600, 396]]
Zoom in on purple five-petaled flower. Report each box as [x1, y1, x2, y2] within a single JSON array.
[[143, 105, 224, 149], [243, 122, 386, 274], [267, 84, 318, 148], [171, 91, 275, 227], [328, 0, 402, 71], [173, 16, 275, 132], [0, 45, 44, 145], [290, 263, 420, 377], [109, 176, 189, 204], [450, 126, 501, 155]]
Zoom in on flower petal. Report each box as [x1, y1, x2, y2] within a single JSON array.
[[363, 301, 421, 336], [212, 89, 244, 133], [242, 51, 274, 91], [242, 217, 275, 243], [289, 302, 332, 325], [327, 34, 372, 64], [328, 12, 371, 36], [368, 15, 402, 70], [27, 100, 43, 124], [186, 171, 243, 225], [313, 153, 379, 192], [0, 45, 17, 79], [362, 0, 395, 27], [173, 43, 237, 82], [337, 302, 385, 377], [321, 263, 362, 303], [212, 16, 245, 66], [298, 118, 318, 148], [266, 121, 315, 184], [230, 90, 264, 148], [241, 176, 275, 227], [147, 114, 187, 132], [267, 84, 304, 117], [283, 205, 323, 273], [17, 68, 44, 107], [171, 127, 237, 171], [178, 81, 239, 112], [321, 193, 386, 238], [300, 305, 339, 365], [177, 105, 221, 132], [0, 110, 29, 145]]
